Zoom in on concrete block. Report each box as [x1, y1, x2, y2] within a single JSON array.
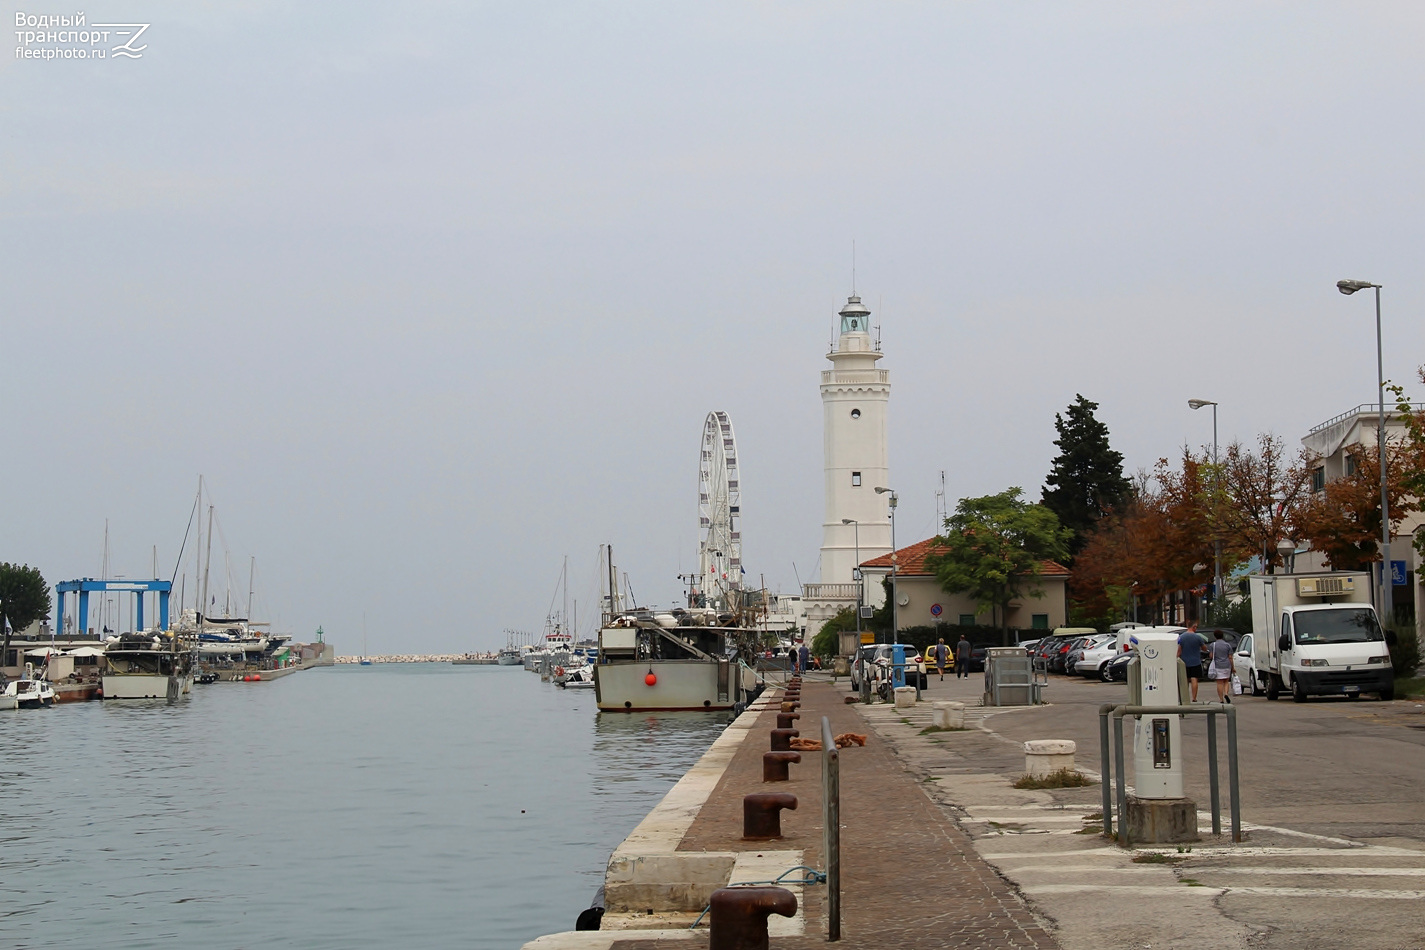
[[932, 701, 965, 729], [893, 686, 917, 708], [1125, 796, 1199, 844], [1024, 739, 1076, 778]]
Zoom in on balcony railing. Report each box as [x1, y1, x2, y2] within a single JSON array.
[[802, 583, 860, 601], [1309, 403, 1425, 434], [821, 370, 890, 386]]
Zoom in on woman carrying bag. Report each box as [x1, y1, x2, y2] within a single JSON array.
[[1209, 630, 1235, 704]]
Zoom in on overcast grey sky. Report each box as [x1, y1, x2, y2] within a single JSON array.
[[4, 3, 1423, 652]]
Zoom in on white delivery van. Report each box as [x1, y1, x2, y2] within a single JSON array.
[[1248, 572, 1393, 702]]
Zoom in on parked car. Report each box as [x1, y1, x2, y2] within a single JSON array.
[[1105, 650, 1134, 681], [1232, 632, 1262, 695], [1062, 638, 1092, 675], [1071, 634, 1118, 679], [1047, 636, 1092, 674], [1019, 639, 1041, 655]]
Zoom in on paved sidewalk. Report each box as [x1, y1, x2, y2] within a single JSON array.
[[607, 679, 1058, 949]]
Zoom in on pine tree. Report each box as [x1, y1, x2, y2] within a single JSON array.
[[1041, 395, 1131, 558]]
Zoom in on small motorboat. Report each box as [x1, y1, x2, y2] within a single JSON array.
[[556, 664, 596, 690], [3, 677, 56, 708]]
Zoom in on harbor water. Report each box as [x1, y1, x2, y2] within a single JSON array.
[[0, 664, 731, 948]]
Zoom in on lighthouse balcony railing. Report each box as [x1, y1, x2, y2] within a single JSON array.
[[821, 370, 890, 385]]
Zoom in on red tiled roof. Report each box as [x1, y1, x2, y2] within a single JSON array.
[[860, 537, 1069, 578]]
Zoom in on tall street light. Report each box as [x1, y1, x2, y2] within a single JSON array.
[[875, 487, 898, 644], [1337, 279, 1391, 623], [1188, 398, 1222, 614], [842, 519, 861, 648]]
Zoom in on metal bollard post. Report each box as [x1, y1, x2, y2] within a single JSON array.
[[1207, 710, 1221, 836], [776, 712, 800, 730], [1227, 705, 1241, 842], [708, 885, 797, 950], [821, 716, 840, 941], [762, 751, 801, 782], [1098, 705, 1114, 837], [742, 792, 797, 839], [769, 728, 798, 752]]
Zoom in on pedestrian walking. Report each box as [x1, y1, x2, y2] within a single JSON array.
[[798, 642, 810, 678], [1208, 630, 1234, 704], [955, 635, 972, 678], [933, 638, 949, 680], [1177, 622, 1207, 702]]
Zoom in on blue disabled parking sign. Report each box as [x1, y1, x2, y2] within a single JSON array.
[[1391, 560, 1407, 586]]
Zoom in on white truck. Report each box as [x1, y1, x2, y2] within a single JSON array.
[[1248, 572, 1393, 702]]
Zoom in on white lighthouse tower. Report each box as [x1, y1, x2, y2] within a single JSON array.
[[818, 294, 892, 586]]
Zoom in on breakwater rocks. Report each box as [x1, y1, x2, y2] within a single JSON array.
[[335, 654, 498, 664]]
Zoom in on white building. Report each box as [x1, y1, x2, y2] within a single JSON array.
[[802, 294, 893, 644], [1298, 402, 1425, 629]]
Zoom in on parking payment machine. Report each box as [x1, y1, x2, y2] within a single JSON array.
[[1127, 631, 1185, 799], [890, 643, 908, 689]]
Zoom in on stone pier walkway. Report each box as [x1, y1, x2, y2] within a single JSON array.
[[605, 680, 1058, 949]]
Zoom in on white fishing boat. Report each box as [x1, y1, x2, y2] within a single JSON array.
[[2, 671, 56, 708], [593, 613, 760, 711], [496, 647, 523, 666]]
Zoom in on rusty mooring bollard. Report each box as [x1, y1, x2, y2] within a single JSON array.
[[708, 885, 797, 950], [743, 792, 797, 839], [762, 750, 801, 782], [769, 728, 798, 751], [776, 712, 800, 729], [779, 701, 799, 713]]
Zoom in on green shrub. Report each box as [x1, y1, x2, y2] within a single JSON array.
[[1386, 623, 1421, 679]]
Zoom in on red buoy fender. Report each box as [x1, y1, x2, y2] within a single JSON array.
[[555, 666, 565, 677], [645, 672, 657, 686]]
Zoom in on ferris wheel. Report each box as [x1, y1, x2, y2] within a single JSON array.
[[698, 410, 742, 607]]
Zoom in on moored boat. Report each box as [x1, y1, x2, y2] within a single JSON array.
[[593, 613, 759, 712], [2, 675, 56, 708], [102, 632, 195, 700]]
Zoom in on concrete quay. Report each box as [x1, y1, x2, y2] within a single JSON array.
[[528, 668, 1425, 950], [524, 679, 1057, 949]]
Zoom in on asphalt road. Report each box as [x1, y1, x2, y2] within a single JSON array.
[[858, 669, 1425, 950], [972, 671, 1425, 844]]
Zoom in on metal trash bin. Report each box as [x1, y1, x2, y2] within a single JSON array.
[[983, 646, 1043, 706]]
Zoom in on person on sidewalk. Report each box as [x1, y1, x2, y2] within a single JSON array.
[[933, 638, 949, 680], [1208, 630, 1234, 704], [955, 635, 972, 678], [1177, 622, 1207, 702], [798, 642, 810, 678]]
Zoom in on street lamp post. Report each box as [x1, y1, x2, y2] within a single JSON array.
[[875, 487, 898, 644], [842, 519, 861, 647], [1337, 279, 1391, 623], [1188, 398, 1222, 616]]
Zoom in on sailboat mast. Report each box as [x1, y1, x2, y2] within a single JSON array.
[[200, 504, 214, 636], [193, 476, 203, 622], [247, 556, 255, 619], [562, 555, 568, 637]]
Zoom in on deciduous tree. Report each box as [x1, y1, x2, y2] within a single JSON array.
[[1218, 434, 1314, 574], [0, 562, 51, 665], [928, 488, 1070, 643]]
